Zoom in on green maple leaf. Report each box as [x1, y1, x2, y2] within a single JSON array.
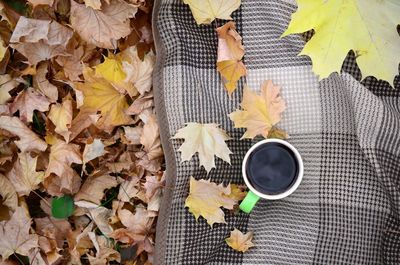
[[282, 0, 400, 86]]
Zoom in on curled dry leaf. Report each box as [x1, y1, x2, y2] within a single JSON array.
[[33, 63, 58, 103], [0, 116, 48, 152], [56, 46, 84, 81], [10, 87, 51, 123], [172, 122, 232, 173], [74, 174, 118, 204], [7, 152, 45, 196], [0, 207, 38, 259], [70, 0, 138, 49], [82, 138, 106, 165], [0, 75, 19, 104], [88, 233, 121, 265], [140, 114, 162, 160], [216, 21, 246, 95], [48, 98, 73, 142], [118, 175, 140, 202], [88, 206, 114, 237], [183, 0, 241, 25], [185, 177, 236, 226], [225, 228, 254, 252], [229, 80, 287, 139], [10, 17, 73, 65]]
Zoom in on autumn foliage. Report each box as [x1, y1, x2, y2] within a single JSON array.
[[0, 0, 161, 264]]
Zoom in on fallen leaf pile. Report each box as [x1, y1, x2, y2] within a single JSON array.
[[0, 0, 162, 264]]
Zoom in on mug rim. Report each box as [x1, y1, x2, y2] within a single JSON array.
[[242, 138, 304, 200]]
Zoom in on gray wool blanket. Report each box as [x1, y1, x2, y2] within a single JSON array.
[[152, 0, 400, 264]]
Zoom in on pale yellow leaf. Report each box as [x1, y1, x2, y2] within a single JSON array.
[[70, 0, 137, 49], [172, 123, 232, 173], [7, 152, 45, 196], [183, 0, 241, 25], [225, 228, 254, 252], [185, 177, 236, 226], [229, 80, 287, 139], [82, 138, 106, 165], [0, 37, 6, 62], [84, 0, 102, 10], [0, 116, 47, 152]]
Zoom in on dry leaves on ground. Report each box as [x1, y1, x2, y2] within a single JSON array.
[[0, 0, 161, 264]]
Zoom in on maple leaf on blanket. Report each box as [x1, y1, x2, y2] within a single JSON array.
[[183, 0, 241, 25], [225, 228, 254, 252], [172, 122, 232, 173], [216, 21, 247, 95], [0, 207, 38, 259], [229, 80, 287, 139], [282, 0, 400, 86], [185, 177, 242, 226]]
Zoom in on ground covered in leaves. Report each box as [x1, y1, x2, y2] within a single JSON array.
[[0, 0, 164, 264]]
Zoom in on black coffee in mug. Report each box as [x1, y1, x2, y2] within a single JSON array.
[[245, 142, 299, 195]]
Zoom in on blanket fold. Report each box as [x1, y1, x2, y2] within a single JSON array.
[[152, 0, 400, 264]]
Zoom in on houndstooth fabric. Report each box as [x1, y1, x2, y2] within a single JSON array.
[[152, 0, 400, 264]]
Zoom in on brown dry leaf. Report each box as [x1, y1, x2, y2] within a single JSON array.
[[10, 87, 51, 123], [185, 177, 236, 226], [69, 109, 100, 141], [75, 68, 133, 131], [67, 222, 94, 264], [172, 123, 232, 173], [0, 116, 47, 152], [225, 228, 254, 252], [229, 80, 287, 139], [7, 152, 45, 196], [70, 0, 138, 49], [34, 217, 71, 265], [0, 75, 19, 104], [118, 176, 140, 202], [228, 184, 247, 202], [56, 46, 84, 81], [143, 175, 164, 201], [75, 174, 118, 204], [45, 139, 81, 179], [121, 47, 155, 95], [88, 233, 121, 265], [140, 114, 162, 160], [216, 21, 246, 95], [84, 0, 102, 10], [10, 17, 73, 65], [0, 174, 18, 220], [33, 63, 58, 103], [27, 0, 54, 8], [125, 93, 153, 115], [0, 207, 38, 259], [48, 98, 73, 142], [111, 207, 154, 255]]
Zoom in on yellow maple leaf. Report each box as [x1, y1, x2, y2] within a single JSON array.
[[228, 184, 247, 202], [183, 0, 241, 25], [185, 177, 236, 226], [229, 80, 286, 139], [95, 55, 126, 84], [75, 68, 133, 130], [225, 228, 254, 252], [216, 21, 246, 95], [172, 123, 232, 173], [48, 98, 73, 142], [0, 37, 6, 61], [7, 152, 45, 196], [282, 0, 400, 86]]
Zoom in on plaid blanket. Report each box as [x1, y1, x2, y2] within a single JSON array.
[[152, 0, 400, 264]]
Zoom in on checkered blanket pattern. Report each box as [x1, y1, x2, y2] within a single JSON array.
[[152, 0, 400, 264]]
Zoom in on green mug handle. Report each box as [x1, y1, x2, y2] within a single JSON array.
[[239, 190, 260, 213]]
